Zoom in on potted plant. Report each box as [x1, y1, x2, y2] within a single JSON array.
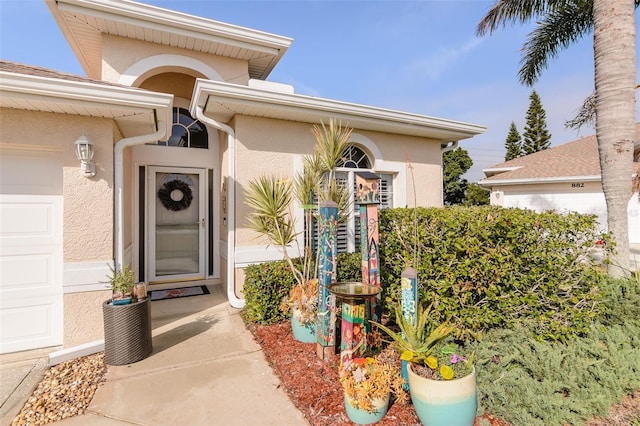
[[279, 278, 318, 343], [102, 264, 153, 365], [244, 119, 352, 343], [374, 303, 477, 426], [107, 264, 135, 304], [340, 356, 407, 424]]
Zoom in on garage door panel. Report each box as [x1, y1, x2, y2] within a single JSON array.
[[0, 303, 60, 353], [0, 195, 62, 247], [0, 252, 61, 293], [0, 150, 63, 354]]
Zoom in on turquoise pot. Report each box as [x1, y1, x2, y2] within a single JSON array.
[[290, 311, 316, 343], [407, 364, 477, 426], [344, 394, 389, 425]]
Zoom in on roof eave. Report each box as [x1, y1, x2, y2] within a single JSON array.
[[0, 70, 173, 138], [478, 175, 603, 187], [192, 79, 486, 141], [46, 0, 292, 81]]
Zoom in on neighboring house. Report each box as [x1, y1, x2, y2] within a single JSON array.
[[0, 0, 485, 355], [479, 125, 640, 246]]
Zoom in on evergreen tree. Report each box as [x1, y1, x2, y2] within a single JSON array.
[[463, 183, 490, 206], [442, 147, 473, 205], [504, 121, 523, 161], [522, 90, 551, 155]]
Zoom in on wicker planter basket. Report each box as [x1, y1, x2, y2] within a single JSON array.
[[103, 298, 153, 365]]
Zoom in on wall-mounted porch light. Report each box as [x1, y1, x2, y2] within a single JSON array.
[[75, 132, 95, 177]]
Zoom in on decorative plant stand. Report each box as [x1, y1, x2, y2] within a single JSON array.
[[328, 282, 382, 364], [103, 298, 153, 365]]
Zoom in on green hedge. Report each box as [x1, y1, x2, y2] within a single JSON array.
[[242, 252, 362, 325], [379, 205, 610, 342]]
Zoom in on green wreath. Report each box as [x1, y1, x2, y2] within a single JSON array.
[[158, 179, 193, 211]]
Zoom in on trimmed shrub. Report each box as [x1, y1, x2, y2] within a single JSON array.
[[243, 252, 362, 325], [379, 205, 610, 341], [242, 259, 298, 325]]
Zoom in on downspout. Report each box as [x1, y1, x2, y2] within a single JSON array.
[[194, 106, 244, 309], [441, 140, 458, 154], [114, 122, 167, 273], [440, 141, 458, 206]]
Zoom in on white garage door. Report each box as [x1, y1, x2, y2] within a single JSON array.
[[503, 190, 639, 244], [504, 190, 607, 227], [0, 148, 63, 354]]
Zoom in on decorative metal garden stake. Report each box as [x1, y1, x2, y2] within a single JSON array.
[[400, 266, 418, 389], [316, 200, 338, 360], [401, 267, 418, 325], [340, 300, 367, 364], [355, 172, 381, 322]]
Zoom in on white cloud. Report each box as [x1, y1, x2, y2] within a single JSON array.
[[404, 37, 485, 82]]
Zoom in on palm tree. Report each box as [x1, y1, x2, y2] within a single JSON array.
[[477, 0, 637, 277]]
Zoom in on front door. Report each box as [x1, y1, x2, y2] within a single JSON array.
[[148, 166, 206, 283]]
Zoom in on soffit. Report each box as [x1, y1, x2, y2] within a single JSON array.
[[0, 66, 173, 138], [46, 0, 292, 81], [193, 80, 487, 141]]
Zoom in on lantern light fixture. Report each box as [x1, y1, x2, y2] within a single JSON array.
[[74, 131, 95, 177]]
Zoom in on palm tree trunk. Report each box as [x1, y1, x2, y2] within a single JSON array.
[[593, 0, 636, 277]]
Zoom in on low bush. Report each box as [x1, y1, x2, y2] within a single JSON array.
[[473, 276, 640, 425], [243, 252, 361, 325], [379, 205, 610, 341]]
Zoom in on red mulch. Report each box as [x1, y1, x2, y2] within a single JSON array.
[[248, 321, 509, 426]]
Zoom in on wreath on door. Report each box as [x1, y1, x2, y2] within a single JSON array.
[[158, 179, 193, 211]]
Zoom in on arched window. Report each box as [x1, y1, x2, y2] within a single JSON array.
[[157, 108, 208, 149], [338, 146, 371, 169], [307, 144, 394, 254]]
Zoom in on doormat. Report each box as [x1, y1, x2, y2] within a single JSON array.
[[149, 285, 210, 301]]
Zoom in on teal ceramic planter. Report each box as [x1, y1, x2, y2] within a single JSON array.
[[407, 364, 477, 426], [290, 312, 316, 343], [343, 394, 389, 425]]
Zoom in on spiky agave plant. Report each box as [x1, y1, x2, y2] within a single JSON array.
[[373, 303, 454, 366]]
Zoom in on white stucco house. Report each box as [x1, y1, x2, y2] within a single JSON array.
[[0, 0, 486, 355], [479, 125, 640, 247]]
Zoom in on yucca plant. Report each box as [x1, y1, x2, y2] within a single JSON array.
[[244, 118, 354, 324]]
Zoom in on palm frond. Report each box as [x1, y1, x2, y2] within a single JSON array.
[[519, 1, 593, 85], [476, 0, 569, 36]]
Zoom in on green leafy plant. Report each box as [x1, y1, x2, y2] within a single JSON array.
[[379, 205, 610, 341], [242, 253, 361, 325], [107, 264, 135, 300]]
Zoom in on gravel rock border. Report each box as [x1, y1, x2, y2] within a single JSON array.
[[11, 353, 106, 426]]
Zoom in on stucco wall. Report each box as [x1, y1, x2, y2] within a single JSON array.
[[101, 35, 249, 85], [63, 290, 111, 346], [232, 115, 445, 245], [233, 117, 316, 245]]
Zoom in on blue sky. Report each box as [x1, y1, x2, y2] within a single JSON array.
[[1, 0, 638, 181]]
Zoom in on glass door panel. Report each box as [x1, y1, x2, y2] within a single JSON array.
[[148, 167, 206, 283]]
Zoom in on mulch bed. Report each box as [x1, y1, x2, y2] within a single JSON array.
[[249, 321, 509, 426]]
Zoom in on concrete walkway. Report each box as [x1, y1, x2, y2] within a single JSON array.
[[1, 285, 307, 426]]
